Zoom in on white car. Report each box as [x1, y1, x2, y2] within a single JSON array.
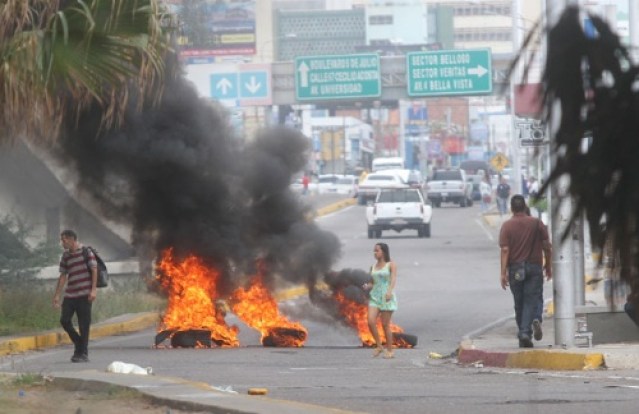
[[324, 175, 359, 197], [316, 174, 341, 194], [357, 172, 408, 205]]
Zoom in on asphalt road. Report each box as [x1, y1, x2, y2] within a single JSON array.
[[3, 200, 639, 413]]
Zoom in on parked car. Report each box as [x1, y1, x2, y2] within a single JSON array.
[[325, 175, 359, 197], [316, 174, 341, 194], [357, 172, 408, 205]]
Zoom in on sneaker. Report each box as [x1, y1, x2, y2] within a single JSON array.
[[518, 335, 533, 348], [532, 319, 543, 341], [71, 354, 89, 363]]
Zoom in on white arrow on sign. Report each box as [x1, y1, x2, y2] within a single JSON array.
[[298, 61, 310, 87], [216, 77, 233, 95], [468, 65, 488, 78], [244, 76, 261, 94]]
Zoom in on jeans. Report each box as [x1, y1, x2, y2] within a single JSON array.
[[625, 301, 639, 327], [60, 296, 92, 356], [508, 263, 543, 339], [497, 197, 508, 215]]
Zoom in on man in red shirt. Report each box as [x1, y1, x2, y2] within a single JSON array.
[[53, 229, 97, 362], [499, 195, 552, 348], [302, 173, 310, 195]]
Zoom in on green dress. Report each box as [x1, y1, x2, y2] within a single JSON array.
[[369, 262, 397, 311]]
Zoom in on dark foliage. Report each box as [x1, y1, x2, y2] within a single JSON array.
[[520, 6, 639, 305]]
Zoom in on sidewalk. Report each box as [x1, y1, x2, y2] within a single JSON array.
[[461, 212, 639, 371]]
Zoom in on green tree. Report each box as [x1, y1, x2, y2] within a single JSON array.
[[0, 0, 172, 145]]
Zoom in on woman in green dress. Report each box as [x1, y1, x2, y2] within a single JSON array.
[[362, 242, 398, 359]]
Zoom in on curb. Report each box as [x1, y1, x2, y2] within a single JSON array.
[[315, 198, 356, 217], [51, 370, 362, 414], [0, 312, 159, 356], [458, 347, 605, 371]]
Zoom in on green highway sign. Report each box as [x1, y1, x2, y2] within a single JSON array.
[[407, 49, 492, 97], [295, 54, 381, 101]]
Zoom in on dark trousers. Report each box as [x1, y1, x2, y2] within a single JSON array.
[[60, 296, 92, 356], [508, 263, 543, 339]]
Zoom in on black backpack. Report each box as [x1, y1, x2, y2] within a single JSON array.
[[82, 246, 109, 288]]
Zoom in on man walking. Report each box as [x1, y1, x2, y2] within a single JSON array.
[[53, 229, 97, 362], [499, 195, 552, 348]]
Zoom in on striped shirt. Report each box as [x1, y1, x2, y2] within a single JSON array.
[[59, 247, 97, 298]]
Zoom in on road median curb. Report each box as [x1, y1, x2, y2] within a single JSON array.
[[0, 312, 159, 356], [316, 198, 356, 217], [458, 347, 605, 370]]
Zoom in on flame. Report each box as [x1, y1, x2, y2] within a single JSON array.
[[333, 290, 412, 348], [156, 249, 239, 347], [231, 273, 307, 347]]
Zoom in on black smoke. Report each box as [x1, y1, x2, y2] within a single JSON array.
[[53, 62, 341, 295]]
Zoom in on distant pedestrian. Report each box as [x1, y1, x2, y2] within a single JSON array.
[[362, 242, 397, 359], [496, 175, 511, 216], [53, 229, 97, 362], [302, 173, 310, 195], [499, 195, 552, 348], [479, 174, 492, 213]]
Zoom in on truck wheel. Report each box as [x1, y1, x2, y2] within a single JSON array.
[[367, 227, 374, 239], [417, 228, 424, 238], [358, 195, 366, 205], [423, 223, 431, 238], [467, 198, 473, 207], [460, 198, 467, 207]]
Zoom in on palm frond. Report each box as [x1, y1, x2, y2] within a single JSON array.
[[537, 6, 639, 302], [0, 0, 171, 144]]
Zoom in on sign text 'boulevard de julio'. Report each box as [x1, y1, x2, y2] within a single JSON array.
[[295, 54, 381, 101], [407, 49, 492, 97]]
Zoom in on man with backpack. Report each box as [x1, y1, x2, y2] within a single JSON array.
[[53, 229, 97, 362], [496, 175, 511, 216]]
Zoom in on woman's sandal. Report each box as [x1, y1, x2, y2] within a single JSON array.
[[372, 346, 384, 358], [383, 350, 394, 359]]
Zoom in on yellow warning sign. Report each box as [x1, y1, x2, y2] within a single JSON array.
[[490, 152, 509, 172]]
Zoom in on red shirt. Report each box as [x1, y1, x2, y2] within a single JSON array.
[[499, 213, 549, 265]]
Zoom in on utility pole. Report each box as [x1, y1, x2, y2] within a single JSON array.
[[630, 0, 639, 63], [546, 0, 579, 348], [510, 0, 523, 195]]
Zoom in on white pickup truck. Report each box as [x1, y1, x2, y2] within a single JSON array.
[[425, 168, 473, 208], [366, 188, 432, 239]]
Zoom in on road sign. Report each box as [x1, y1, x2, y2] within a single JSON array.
[[185, 63, 271, 106], [295, 54, 381, 101], [407, 49, 492, 97], [239, 71, 269, 99], [490, 152, 509, 172]]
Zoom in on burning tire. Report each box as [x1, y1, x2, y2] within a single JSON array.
[[393, 333, 418, 348], [262, 327, 307, 347], [170, 330, 212, 348]]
